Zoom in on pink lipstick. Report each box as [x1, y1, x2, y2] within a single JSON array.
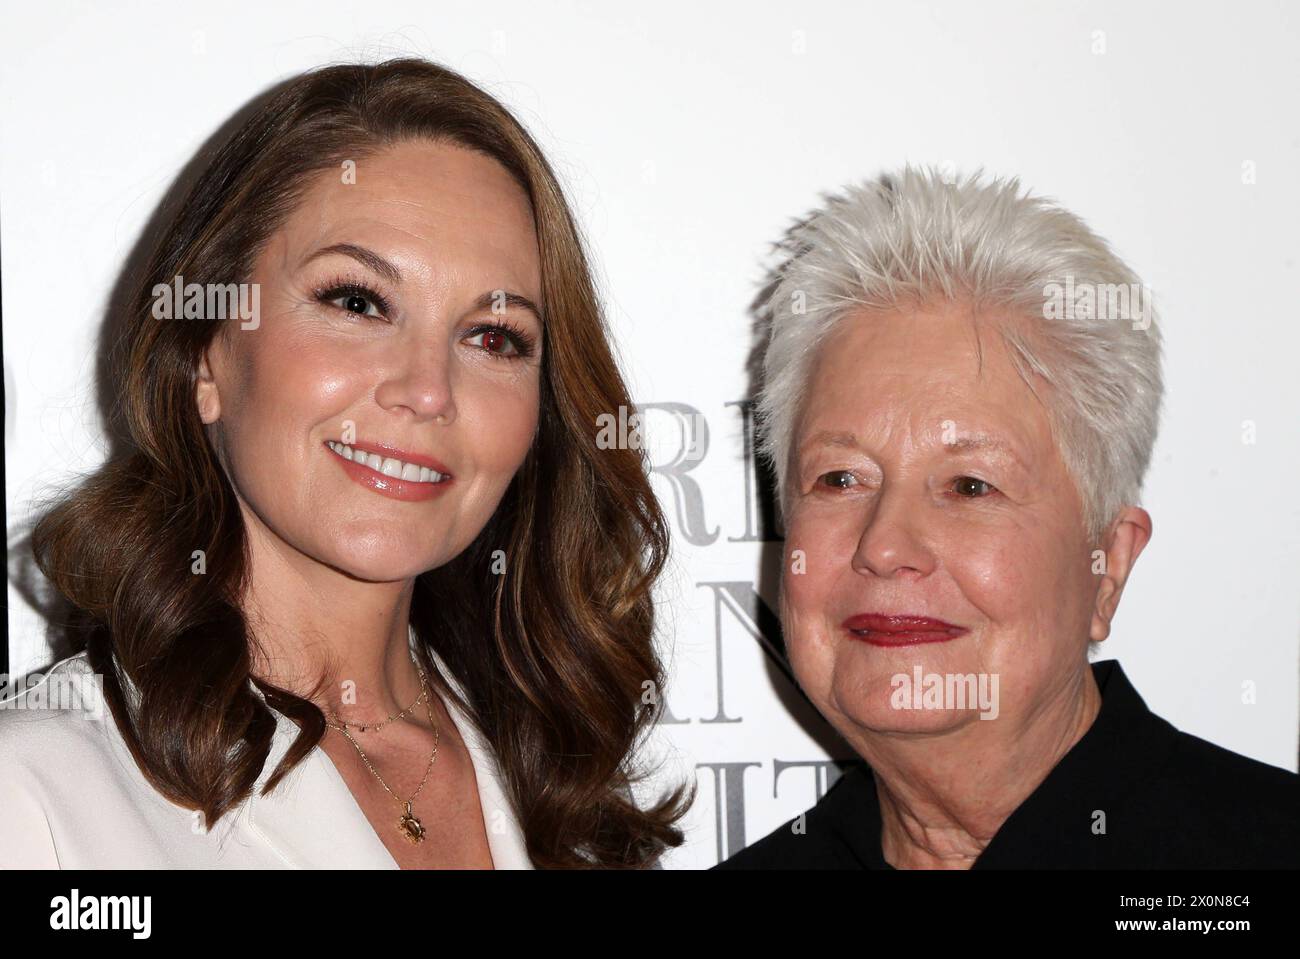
[[324, 440, 453, 503]]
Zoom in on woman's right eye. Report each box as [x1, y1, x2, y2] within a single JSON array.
[[315, 283, 391, 320]]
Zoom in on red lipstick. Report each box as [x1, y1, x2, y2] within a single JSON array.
[[842, 613, 968, 647]]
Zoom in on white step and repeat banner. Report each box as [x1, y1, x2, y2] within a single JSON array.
[[4, 1, 1298, 869]]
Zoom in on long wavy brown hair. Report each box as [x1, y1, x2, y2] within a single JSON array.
[[30, 58, 691, 868]]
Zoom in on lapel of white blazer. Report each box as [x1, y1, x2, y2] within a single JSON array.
[[244, 706, 399, 868], [420, 634, 534, 870], [245, 627, 534, 869]]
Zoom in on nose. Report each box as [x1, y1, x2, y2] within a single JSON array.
[[373, 339, 458, 426], [850, 480, 935, 580]]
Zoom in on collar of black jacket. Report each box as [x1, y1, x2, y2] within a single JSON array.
[[821, 658, 1170, 869]]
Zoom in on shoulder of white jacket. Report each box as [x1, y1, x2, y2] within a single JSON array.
[[0, 756, 62, 867], [0, 656, 93, 868], [0, 652, 112, 756]]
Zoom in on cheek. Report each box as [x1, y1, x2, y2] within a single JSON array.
[[279, 334, 372, 406], [216, 334, 366, 505], [781, 509, 854, 619], [947, 532, 1032, 622], [234, 330, 356, 424], [943, 521, 1094, 661], [456, 370, 540, 473], [780, 510, 857, 689]]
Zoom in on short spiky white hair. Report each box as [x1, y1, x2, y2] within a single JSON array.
[[755, 166, 1164, 543]]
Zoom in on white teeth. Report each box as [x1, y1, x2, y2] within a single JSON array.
[[326, 441, 447, 484]]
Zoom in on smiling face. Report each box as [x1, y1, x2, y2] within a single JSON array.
[[781, 299, 1108, 743], [194, 138, 543, 583]]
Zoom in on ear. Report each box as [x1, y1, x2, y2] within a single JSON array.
[[195, 338, 224, 425], [1089, 506, 1153, 643]]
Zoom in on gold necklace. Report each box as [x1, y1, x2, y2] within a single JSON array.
[[323, 654, 440, 844], [325, 670, 428, 733]]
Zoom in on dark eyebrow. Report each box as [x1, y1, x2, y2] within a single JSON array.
[[302, 244, 542, 324], [471, 290, 544, 325], [303, 243, 403, 285]]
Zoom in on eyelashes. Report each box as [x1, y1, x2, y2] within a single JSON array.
[[313, 278, 394, 318], [462, 320, 538, 359], [311, 274, 538, 360], [814, 470, 1000, 498]]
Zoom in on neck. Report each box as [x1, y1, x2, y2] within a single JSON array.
[[240, 512, 427, 728], [854, 665, 1102, 870]]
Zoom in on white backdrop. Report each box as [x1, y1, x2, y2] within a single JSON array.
[[3, 0, 1298, 869]]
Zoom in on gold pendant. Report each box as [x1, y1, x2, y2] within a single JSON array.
[[398, 801, 426, 844]]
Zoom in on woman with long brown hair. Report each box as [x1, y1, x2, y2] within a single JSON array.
[[0, 58, 690, 868]]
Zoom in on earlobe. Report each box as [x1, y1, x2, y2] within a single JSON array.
[[195, 352, 221, 425], [1088, 506, 1153, 644], [1089, 579, 1116, 642]]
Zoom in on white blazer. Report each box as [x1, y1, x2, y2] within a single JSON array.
[[0, 629, 533, 869]]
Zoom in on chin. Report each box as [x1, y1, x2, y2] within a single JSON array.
[[826, 652, 993, 736], [320, 545, 437, 583], [831, 684, 979, 737]]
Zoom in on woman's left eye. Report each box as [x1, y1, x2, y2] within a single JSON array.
[[463, 325, 531, 358], [817, 470, 859, 490], [465, 328, 515, 356], [952, 476, 997, 497]]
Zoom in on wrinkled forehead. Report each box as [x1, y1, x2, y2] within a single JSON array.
[[797, 302, 1061, 463]]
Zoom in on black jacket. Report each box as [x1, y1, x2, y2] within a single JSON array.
[[715, 660, 1299, 869]]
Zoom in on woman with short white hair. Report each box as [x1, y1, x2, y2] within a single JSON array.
[[717, 167, 1298, 869]]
